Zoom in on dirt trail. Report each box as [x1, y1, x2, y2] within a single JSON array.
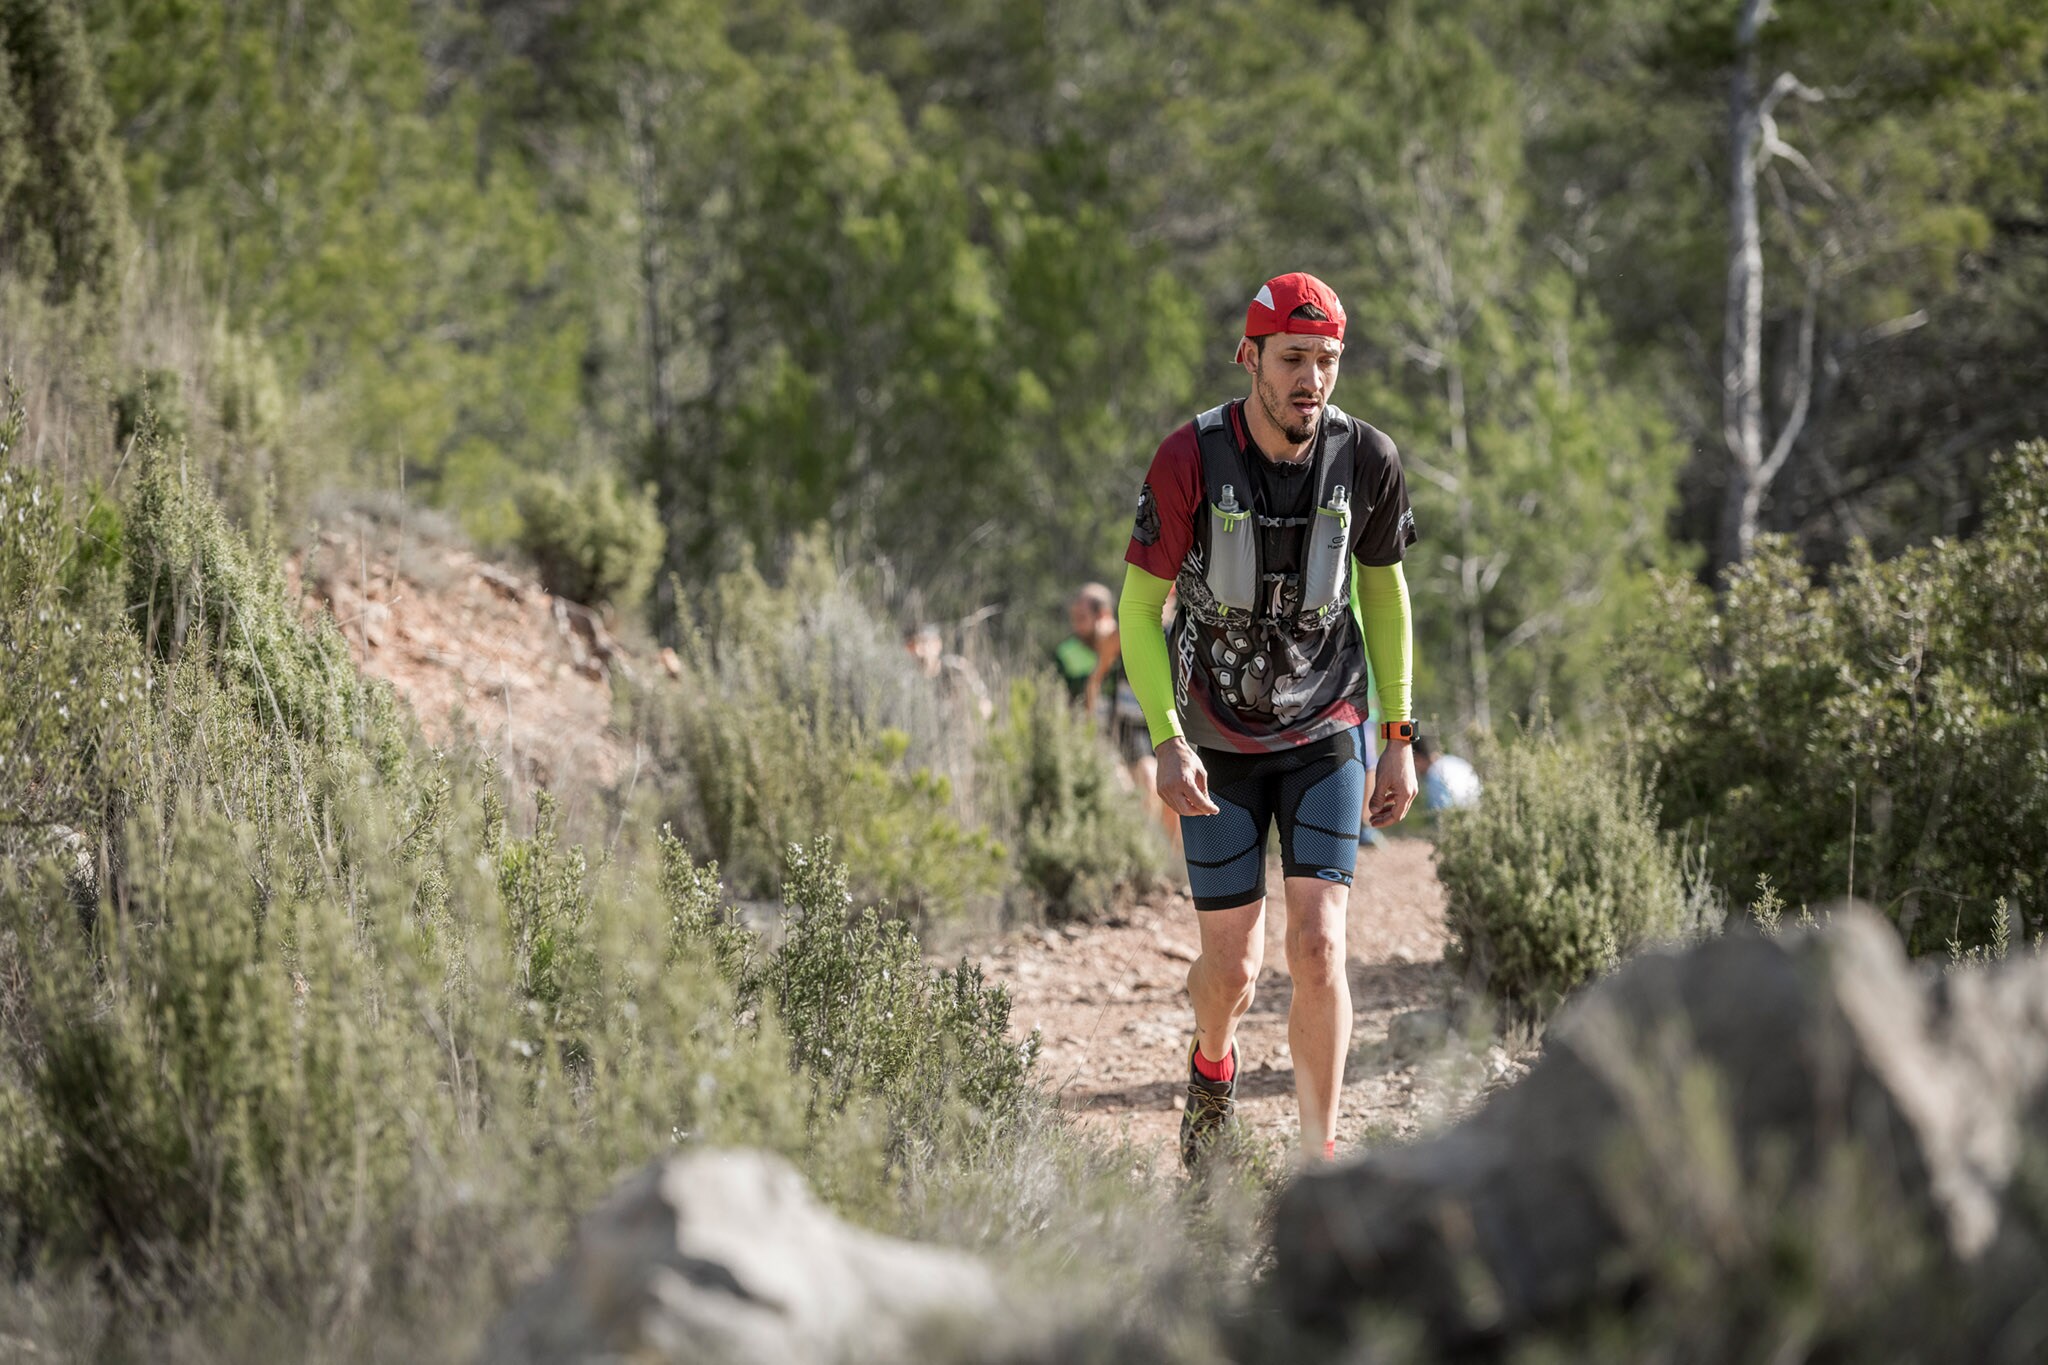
[[977, 839, 1516, 1163]]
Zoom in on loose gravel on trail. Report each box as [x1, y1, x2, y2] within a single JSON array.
[[977, 839, 1520, 1165]]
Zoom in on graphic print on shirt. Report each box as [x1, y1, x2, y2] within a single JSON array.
[[1134, 482, 1161, 547]]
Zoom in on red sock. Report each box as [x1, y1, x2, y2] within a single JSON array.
[[1193, 1044, 1235, 1083], [1323, 1139, 1337, 1161]]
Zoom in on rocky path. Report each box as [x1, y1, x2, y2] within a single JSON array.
[[977, 840, 1519, 1165]]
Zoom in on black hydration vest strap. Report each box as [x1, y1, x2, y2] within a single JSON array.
[[1192, 402, 1357, 624]]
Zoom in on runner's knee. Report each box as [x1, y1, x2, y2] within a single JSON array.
[[1286, 924, 1345, 988]]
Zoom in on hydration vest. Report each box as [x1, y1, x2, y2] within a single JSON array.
[[1174, 402, 1363, 718]]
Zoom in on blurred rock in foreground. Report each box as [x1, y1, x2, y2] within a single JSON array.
[[1275, 907, 2048, 1356], [483, 1149, 997, 1365]]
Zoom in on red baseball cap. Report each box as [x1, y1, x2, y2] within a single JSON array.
[[1244, 272, 1346, 340]]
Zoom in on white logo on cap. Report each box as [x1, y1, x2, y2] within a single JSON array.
[[1254, 284, 1275, 311]]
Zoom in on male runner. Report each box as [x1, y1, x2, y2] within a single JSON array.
[[1117, 271, 1418, 1166]]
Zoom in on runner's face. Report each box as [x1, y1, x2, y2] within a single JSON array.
[[1247, 334, 1342, 445]]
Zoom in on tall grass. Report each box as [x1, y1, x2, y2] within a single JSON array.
[[0, 398, 1060, 1358], [1, 247, 315, 526]]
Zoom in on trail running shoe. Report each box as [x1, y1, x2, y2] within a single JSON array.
[[1179, 1038, 1238, 1169]]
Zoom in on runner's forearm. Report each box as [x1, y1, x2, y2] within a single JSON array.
[[1353, 560, 1412, 722], [1117, 565, 1183, 747]]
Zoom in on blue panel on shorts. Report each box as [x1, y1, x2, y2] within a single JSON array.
[[1181, 797, 1257, 866], [1295, 759, 1364, 836], [1189, 845, 1265, 905], [1182, 795, 1264, 907], [1290, 824, 1358, 875]]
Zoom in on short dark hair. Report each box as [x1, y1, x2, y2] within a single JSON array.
[[1412, 734, 1437, 762], [1252, 302, 1330, 354]]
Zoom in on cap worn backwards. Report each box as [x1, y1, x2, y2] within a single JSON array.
[[1243, 272, 1346, 341]]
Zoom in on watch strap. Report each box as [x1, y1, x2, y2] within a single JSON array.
[[1378, 720, 1417, 743]]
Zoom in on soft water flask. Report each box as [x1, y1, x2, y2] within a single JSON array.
[[1207, 483, 1257, 613]]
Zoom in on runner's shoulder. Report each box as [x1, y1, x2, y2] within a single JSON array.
[[1150, 417, 1203, 471], [1140, 420, 1206, 511], [1329, 405, 1401, 468]]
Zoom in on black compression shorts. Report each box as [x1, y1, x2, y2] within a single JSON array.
[[1178, 726, 1368, 911]]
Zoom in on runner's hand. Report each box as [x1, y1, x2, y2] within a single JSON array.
[[1367, 740, 1417, 828], [1155, 737, 1220, 818]]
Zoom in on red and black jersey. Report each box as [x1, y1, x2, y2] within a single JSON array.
[[1125, 400, 1416, 754]]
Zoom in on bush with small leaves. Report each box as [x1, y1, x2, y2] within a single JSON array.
[[1435, 731, 1688, 1016], [637, 535, 1006, 920], [759, 838, 1039, 1167], [661, 834, 1039, 1174], [512, 469, 664, 613], [978, 678, 1162, 921], [1617, 442, 2048, 956]]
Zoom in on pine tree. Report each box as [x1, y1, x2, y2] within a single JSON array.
[[0, 0, 128, 303]]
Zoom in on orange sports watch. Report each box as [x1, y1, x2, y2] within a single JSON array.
[[1378, 720, 1417, 743]]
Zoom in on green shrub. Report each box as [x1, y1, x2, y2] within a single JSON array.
[[637, 537, 1005, 919], [1435, 731, 1688, 1016], [636, 531, 1164, 925], [0, 406, 1046, 1347], [4, 808, 451, 1292], [666, 836, 1040, 1172], [1616, 442, 2048, 956], [512, 468, 664, 612], [978, 678, 1162, 922], [127, 418, 393, 757]]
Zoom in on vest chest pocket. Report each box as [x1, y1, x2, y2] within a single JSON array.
[[1205, 484, 1258, 614], [1299, 486, 1351, 613]]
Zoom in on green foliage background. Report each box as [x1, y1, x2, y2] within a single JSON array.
[[1, 1, 2047, 1358], [1618, 443, 2048, 955], [3, 0, 2036, 739]]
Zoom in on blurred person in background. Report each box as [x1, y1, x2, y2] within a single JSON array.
[[1053, 582, 1117, 707], [1413, 735, 1481, 815], [905, 622, 992, 720], [1051, 583, 1180, 847], [1084, 584, 1183, 854]]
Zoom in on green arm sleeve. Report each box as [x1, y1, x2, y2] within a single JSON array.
[[1352, 559, 1413, 722], [1117, 565, 1182, 748]]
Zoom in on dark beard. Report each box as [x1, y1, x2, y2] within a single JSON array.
[[1257, 373, 1318, 446]]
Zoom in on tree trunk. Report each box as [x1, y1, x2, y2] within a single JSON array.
[[1717, 0, 1827, 577], [1718, 0, 1770, 573], [625, 82, 675, 460], [1447, 356, 1491, 734]]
